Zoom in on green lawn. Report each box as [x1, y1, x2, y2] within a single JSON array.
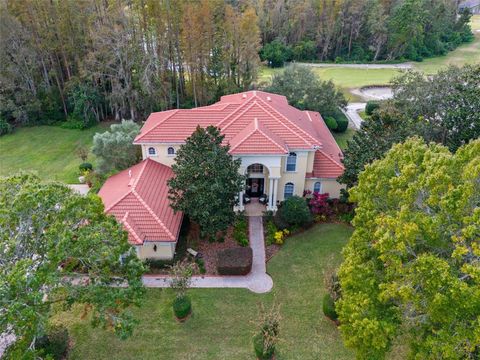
[[0, 123, 109, 183], [53, 223, 355, 360], [258, 15, 480, 100], [333, 128, 355, 150]]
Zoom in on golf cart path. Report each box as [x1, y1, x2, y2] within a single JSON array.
[[296, 62, 413, 69], [143, 216, 273, 294]]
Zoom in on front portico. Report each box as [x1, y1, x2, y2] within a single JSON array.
[[236, 155, 281, 213]]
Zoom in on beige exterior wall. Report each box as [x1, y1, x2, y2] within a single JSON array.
[[136, 241, 176, 260], [277, 151, 309, 201], [304, 179, 345, 199], [141, 144, 180, 167]]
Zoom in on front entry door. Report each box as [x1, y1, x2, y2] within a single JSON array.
[[246, 178, 264, 197]]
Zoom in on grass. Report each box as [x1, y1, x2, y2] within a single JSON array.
[[333, 128, 356, 151], [53, 223, 355, 360], [0, 123, 110, 183]]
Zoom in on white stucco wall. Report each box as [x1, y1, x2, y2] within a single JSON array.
[[136, 241, 176, 260]]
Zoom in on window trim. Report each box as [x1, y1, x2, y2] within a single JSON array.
[[148, 147, 157, 156], [284, 182, 294, 199], [167, 146, 175, 156], [285, 152, 297, 172], [313, 181, 322, 193]]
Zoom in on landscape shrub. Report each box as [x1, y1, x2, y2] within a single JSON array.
[[233, 214, 249, 247], [274, 229, 289, 245], [173, 296, 192, 319], [324, 116, 338, 130], [322, 293, 338, 321], [276, 196, 312, 229], [265, 220, 277, 245], [333, 114, 349, 133], [365, 100, 381, 115], [253, 333, 275, 360], [79, 162, 93, 172], [0, 117, 13, 136], [145, 258, 174, 270], [60, 115, 95, 130], [306, 191, 333, 217], [36, 326, 69, 360], [217, 247, 253, 275], [195, 258, 206, 274]]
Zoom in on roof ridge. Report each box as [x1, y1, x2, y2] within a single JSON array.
[[256, 96, 320, 147], [121, 212, 143, 244], [216, 97, 256, 129], [135, 109, 179, 142], [229, 118, 286, 153], [132, 158, 150, 189], [131, 189, 176, 240], [254, 120, 288, 152]]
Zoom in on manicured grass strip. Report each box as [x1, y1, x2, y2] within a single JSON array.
[[0, 124, 109, 183], [333, 128, 356, 151], [52, 224, 355, 359]]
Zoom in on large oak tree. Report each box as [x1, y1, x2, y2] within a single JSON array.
[[337, 138, 480, 359], [0, 174, 145, 357]]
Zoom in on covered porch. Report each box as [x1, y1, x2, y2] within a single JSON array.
[[237, 162, 279, 214]]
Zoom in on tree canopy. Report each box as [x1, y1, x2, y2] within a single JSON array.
[[265, 65, 347, 117], [92, 120, 141, 174], [339, 64, 480, 188], [168, 126, 244, 239], [337, 138, 480, 359], [0, 174, 145, 357]]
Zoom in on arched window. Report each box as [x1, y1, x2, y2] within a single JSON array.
[[286, 152, 297, 172], [284, 182, 294, 199], [148, 147, 156, 156], [313, 182, 321, 193], [167, 147, 175, 155]]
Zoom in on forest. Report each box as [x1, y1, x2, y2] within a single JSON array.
[[0, 0, 474, 130]]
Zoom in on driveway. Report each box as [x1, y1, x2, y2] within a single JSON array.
[[143, 216, 273, 294]]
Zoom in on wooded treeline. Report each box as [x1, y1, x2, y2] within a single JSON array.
[[0, 0, 260, 128], [258, 0, 473, 65], [0, 0, 473, 129]]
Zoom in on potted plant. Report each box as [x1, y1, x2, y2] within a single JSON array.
[[253, 303, 281, 360], [170, 260, 194, 322]]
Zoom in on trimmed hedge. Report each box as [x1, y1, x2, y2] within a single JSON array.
[[173, 295, 192, 319], [79, 162, 93, 172], [36, 326, 69, 360], [365, 100, 380, 115], [233, 216, 249, 247], [324, 116, 338, 130], [322, 293, 338, 321], [253, 333, 275, 360], [217, 247, 253, 275], [334, 115, 349, 133]]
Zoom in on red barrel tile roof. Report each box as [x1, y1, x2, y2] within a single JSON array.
[[98, 159, 182, 244]]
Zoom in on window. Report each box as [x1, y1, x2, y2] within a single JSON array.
[[167, 147, 175, 155], [286, 152, 297, 172], [284, 182, 294, 199], [313, 182, 321, 193], [247, 164, 264, 174], [148, 147, 156, 156]]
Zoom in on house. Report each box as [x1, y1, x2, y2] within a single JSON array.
[[99, 90, 345, 260]]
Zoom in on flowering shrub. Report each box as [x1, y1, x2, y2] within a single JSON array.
[[274, 229, 289, 245], [305, 191, 333, 216]]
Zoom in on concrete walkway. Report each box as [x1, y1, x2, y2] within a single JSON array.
[[143, 216, 273, 294], [67, 184, 90, 196], [342, 103, 366, 129]]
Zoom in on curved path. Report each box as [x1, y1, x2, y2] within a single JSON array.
[[142, 216, 273, 294], [295, 61, 413, 69], [342, 103, 366, 130]]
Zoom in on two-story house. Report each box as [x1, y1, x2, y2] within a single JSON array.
[[99, 90, 345, 260]]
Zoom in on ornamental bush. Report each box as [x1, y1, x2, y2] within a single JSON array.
[[334, 114, 349, 133], [0, 117, 13, 136], [79, 162, 93, 172], [277, 196, 312, 229], [233, 215, 249, 247], [324, 116, 338, 130], [217, 247, 253, 275], [173, 296, 192, 319], [365, 100, 380, 115], [253, 333, 275, 360], [322, 293, 338, 321]]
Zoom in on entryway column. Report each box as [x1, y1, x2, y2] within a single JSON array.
[[272, 178, 279, 211], [268, 178, 274, 210], [239, 190, 244, 211]]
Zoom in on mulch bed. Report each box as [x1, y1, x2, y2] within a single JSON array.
[[193, 224, 243, 275], [265, 244, 280, 262]]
